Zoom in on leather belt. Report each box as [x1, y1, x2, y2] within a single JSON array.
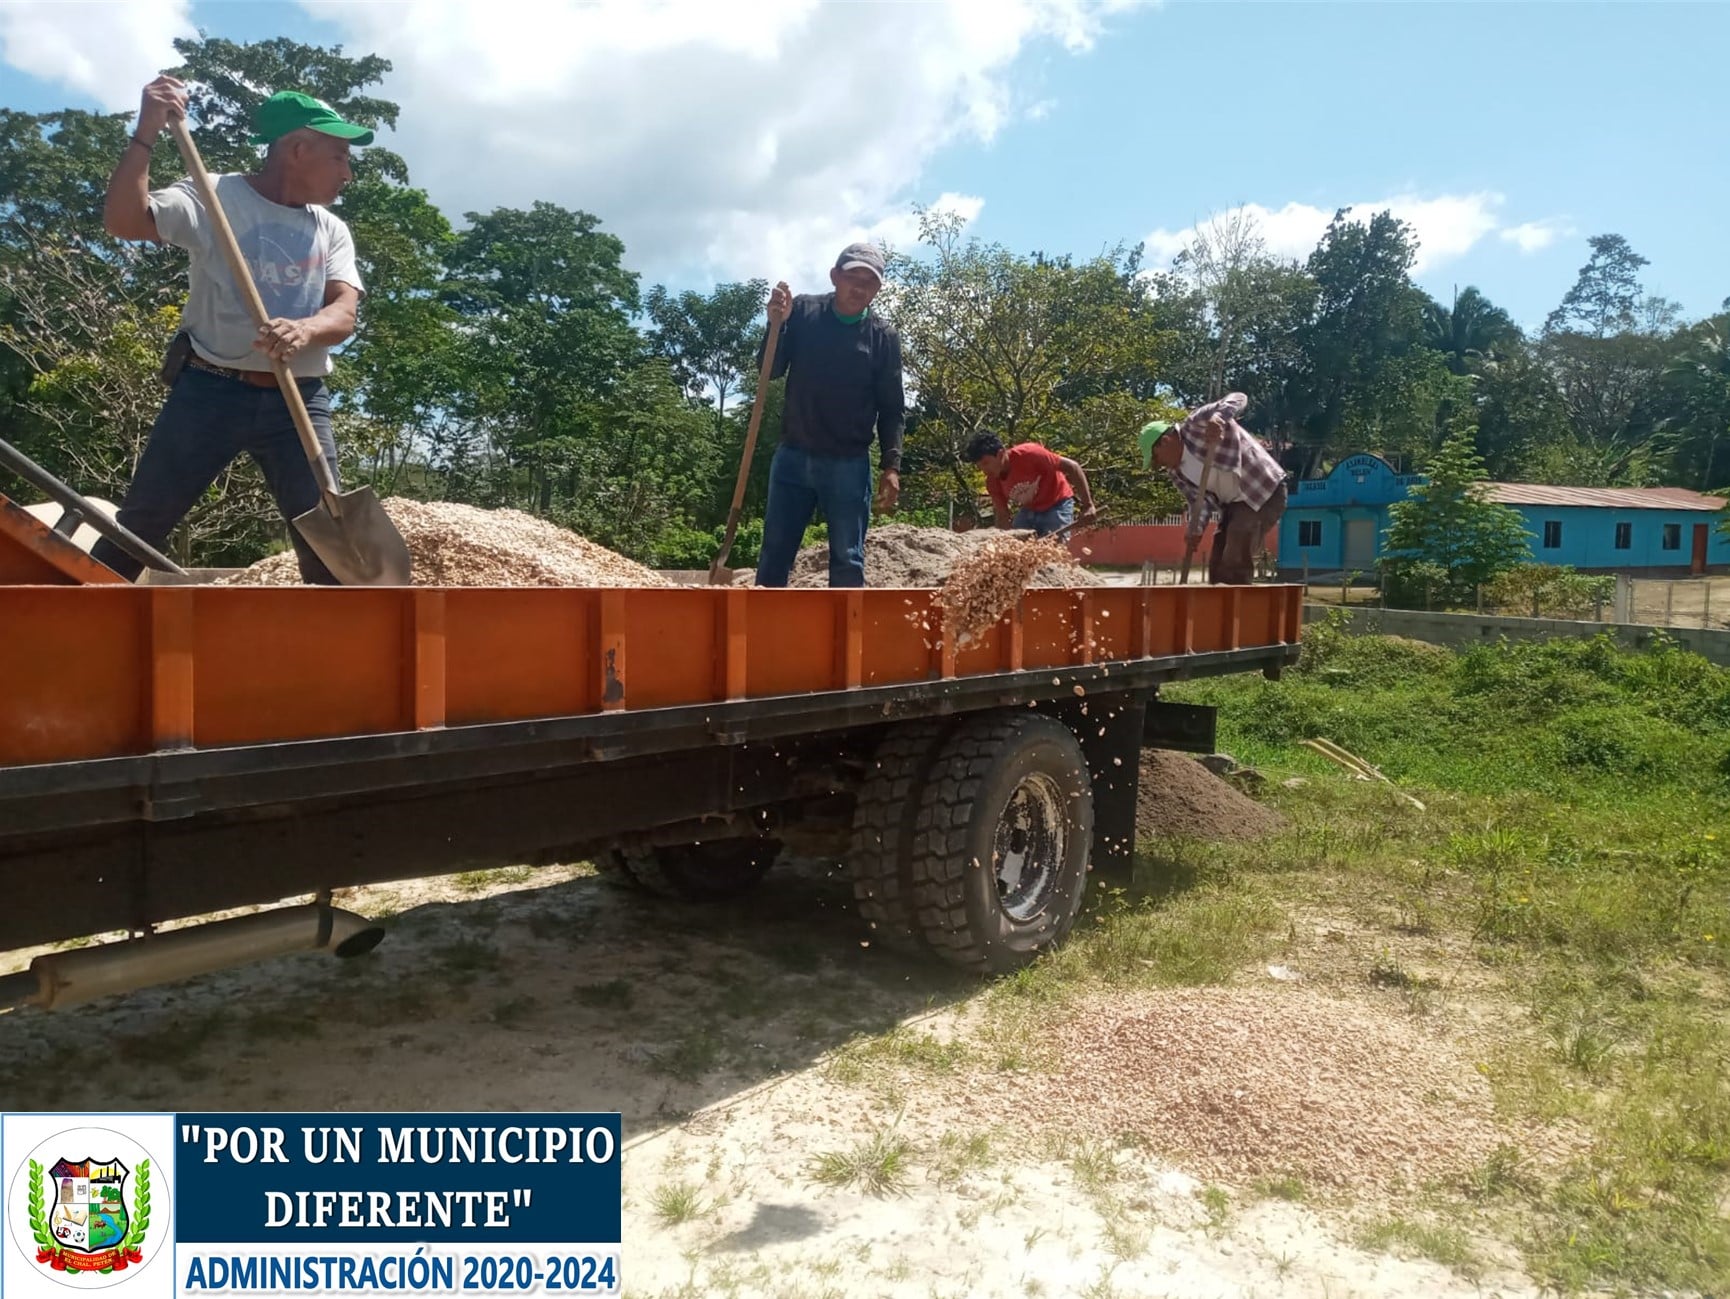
[[186, 354, 288, 389]]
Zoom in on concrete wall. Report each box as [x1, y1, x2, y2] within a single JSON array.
[[1303, 604, 1730, 667]]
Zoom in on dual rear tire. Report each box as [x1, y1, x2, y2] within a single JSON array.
[[849, 713, 1094, 974]]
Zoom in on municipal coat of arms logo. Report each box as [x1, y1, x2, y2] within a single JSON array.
[[5, 1123, 165, 1291], [31, 1156, 149, 1274]]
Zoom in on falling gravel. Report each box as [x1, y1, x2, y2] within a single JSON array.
[[215, 499, 669, 587], [936, 533, 1085, 642]]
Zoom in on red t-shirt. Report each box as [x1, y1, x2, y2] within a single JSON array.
[[986, 443, 1073, 514]]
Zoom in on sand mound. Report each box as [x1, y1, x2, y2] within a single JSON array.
[[1136, 749, 1286, 841], [787, 524, 1105, 589], [1009, 988, 1516, 1189], [216, 499, 668, 588]]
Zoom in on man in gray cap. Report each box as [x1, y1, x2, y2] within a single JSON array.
[[753, 242, 905, 587]]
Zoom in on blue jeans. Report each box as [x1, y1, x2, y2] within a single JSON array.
[[91, 367, 341, 584], [1012, 497, 1075, 537], [755, 444, 872, 588]]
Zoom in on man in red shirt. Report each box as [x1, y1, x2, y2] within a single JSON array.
[[964, 433, 1098, 537]]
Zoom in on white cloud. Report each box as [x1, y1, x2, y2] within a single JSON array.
[[283, 0, 1143, 290], [1144, 192, 1546, 277], [1500, 218, 1573, 254], [0, 0, 193, 112]]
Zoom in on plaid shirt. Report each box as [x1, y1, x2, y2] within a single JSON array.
[[1163, 392, 1288, 522]]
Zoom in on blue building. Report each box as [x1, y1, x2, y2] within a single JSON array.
[[1277, 453, 1730, 578]]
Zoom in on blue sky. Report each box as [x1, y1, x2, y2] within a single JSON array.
[[2, 0, 1725, 332]]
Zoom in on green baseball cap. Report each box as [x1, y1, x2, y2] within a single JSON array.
[[249, 91, 375, 146], [1137, 420, 1172, 469]]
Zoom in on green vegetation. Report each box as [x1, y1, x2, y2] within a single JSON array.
[[1045, 623, 1726, 1295], [808, 1125, 914, 1198]]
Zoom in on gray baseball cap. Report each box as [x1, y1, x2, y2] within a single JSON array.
[[834, 242, 886, 283]]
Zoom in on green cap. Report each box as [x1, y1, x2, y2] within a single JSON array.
[[1137, 420, 1172, 469], [249, 91, 375, 146]]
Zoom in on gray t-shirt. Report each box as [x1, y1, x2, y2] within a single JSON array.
[[149, 174, 364, 379]]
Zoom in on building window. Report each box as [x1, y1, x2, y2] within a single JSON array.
[[1614, 522, 1631, 550], [1663, 523, 1681, 551], [1298, 520, 1322, 547], [1542, 520, 1563, 549]]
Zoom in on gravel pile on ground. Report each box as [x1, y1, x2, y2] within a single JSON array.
[[215, 499, 668, 588], [1137, 749, 1286, 841], [786, 524, 1104, 589], [1013, 988, 1512, 1190]]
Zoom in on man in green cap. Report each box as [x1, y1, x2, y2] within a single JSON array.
[[93, 75, 374, 584], [1138, 392, 1287, 585]]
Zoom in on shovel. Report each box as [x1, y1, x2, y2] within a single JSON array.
[[168, 118, 412, 587], [1178, 436, 1220, 585], [708, 304, 782, 585]]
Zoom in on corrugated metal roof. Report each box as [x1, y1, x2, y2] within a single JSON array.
[[1482, 483, 1728, 511]]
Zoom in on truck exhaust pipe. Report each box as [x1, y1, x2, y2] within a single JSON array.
[[0, 902, 385, 1012]]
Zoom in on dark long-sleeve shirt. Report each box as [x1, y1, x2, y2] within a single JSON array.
[[757, 293, 905, 471]]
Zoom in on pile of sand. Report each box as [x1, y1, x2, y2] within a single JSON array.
[[216, 499, 668, 588], [786, 524, 1105, 589], [1136, 749, 1286, 841]]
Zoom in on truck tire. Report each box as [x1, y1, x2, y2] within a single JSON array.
[[605, 838, 780, 901], [848, 720, 953, 953], [908, 713, 1093, 973]]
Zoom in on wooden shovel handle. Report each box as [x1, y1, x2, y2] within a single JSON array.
[[711, 318, 781, 571], [167, 118, 339, 499]]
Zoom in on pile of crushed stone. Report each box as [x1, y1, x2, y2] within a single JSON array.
[[216, 499, 669, 588], [1137, 749, 1286, 841], [786, 524, 1105, 589], [974, 988, 1524, 1190]]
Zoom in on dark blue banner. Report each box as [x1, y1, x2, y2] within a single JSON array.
[[172, 1112, 621, 1244]]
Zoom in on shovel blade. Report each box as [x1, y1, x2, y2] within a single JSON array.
[[292, 487, 413, 587]]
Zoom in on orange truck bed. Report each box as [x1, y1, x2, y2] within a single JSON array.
[[0, 582, 1300, 770], [0, 559, 1301, 983]]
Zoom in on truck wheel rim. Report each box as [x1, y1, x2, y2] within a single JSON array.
[[993, 773, 1066, 923]]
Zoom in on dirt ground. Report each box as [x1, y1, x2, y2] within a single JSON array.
[[1624, 573, 1730, 629], [0, 850, 1554, 1299]]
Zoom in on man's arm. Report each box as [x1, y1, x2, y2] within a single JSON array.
[[103, 76, 187, 241], [253, 281, 360, 362], [1057, 455, 1097, 523], [1180, 392, 1249, 433]]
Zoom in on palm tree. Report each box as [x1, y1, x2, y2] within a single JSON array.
[[1423, 286, 1521, 374]]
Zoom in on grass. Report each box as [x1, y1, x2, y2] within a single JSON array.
[[827, 1025, 973, 1084], [1115, 619, 1730, 1295], [1355, 1216, 1482, 1278], [1251, 1173, 1307, 1203], [808, 1124, 914, 1197], [649, 1180, 707, 1228]]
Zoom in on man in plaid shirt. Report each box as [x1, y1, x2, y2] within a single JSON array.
[[1138, 392, 1288, 584]]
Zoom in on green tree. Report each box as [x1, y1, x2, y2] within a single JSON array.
[[1422, 285, 1520, 375], [1288, 208, 1430, 474], [1544, 234, 1647, 338], [1660, 316, 1730, 491], [1540, 235, 1678, 484], [1379, 429, 1532, 608], [643, 279, 769, 434], [885, 206, 1180, 521], [1470, 344, 1575, 480]]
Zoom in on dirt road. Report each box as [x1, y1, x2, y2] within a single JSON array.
[[0, 862, 1540, 1299]]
